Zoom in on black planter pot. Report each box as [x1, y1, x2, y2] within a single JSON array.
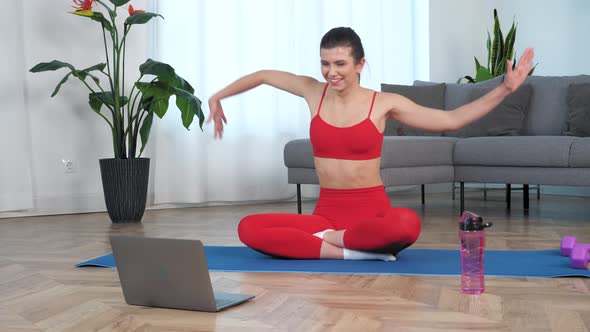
[[99, 158, 150, 223]]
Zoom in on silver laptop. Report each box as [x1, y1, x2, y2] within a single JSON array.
[[109, 235, 254, 312]]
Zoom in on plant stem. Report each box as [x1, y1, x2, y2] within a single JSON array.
[[127, 87, 143, 157], [96, 0, 121, 158], [132, 110, 147, 157], [122, 25, 132, 157], [127, 75, 143, 120], [100, 26, 114, 101], [108, 6, 125, 158]]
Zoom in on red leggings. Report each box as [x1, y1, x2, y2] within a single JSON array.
[[238, 185, 421, 259]]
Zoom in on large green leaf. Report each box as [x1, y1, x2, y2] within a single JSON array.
[[139, 59, 175, 82], [108, 0, 131, 6], [89, 93, 104, 113], [139, 59, 194, 93], [459, 8, 523, 84], [172, 74, 195, 94], [125, 12, 163, 26], [30, 61, 105, 87], [529, 63, 538, 76], [504, 23, 517, 62], [486, 31, 492, 70], [74, 63, 106, 83], [462, 76, 476, 84], [86, 72, 101, 86], [30, 60, 75, 73], [51, 73, 72, 97], [152, 97, 170, 118], [494, 28, 505, 76], [81, 63, 107, 73], [139, 111, 154, 155], [135, 82, 173, 118], [89, 12, 113, 32], [30, 61, 79, 97], [496, 57, 507, 76], [475, 65, 494, 82], [172, 87, 204, 129], [89, 92, 129, 112], [474, 57, 482, 74], [491, 9, 503, 76]]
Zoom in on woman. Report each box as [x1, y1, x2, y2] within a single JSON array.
[[207, 27, 535, 261]]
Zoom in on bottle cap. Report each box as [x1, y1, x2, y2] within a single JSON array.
[[459, 211, 493, 231]]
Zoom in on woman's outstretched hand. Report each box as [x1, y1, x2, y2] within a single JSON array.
[[504, 47, 535, 92], [207, 97, 227, 139]]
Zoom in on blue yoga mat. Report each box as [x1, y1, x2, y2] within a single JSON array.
[[76, 247, 590, 278]]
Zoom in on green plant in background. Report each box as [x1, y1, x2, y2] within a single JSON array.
[[459, 9, 534, 83], [30, 0, 204, 159]]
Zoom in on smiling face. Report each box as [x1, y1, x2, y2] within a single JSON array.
[[320, 46, 365, 92]]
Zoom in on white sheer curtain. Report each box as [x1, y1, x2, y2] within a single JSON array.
[[0, 1, 34, 212], [152, 0, 427, 205]]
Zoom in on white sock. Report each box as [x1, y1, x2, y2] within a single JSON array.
[[343, 248, 396, 262], [313, 229, 335, 239]]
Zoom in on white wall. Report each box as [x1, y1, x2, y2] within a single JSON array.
[[429, 0, 590, 82], [0, 1, 151, 218], [0, 2, 34, 212]]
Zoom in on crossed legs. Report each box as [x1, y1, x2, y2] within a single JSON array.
[[238, 207, 421, 260], [237, 212, 337, 259]]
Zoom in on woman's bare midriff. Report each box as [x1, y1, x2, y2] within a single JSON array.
[[314, 157, 383, 189]]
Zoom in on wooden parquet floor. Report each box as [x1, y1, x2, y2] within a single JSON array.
[[1, 191, 590, 331]]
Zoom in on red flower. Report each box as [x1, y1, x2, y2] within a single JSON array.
[[72, 0, 94, 11], [128, 4, 145, 16]]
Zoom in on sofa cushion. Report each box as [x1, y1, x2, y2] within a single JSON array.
[[569, 137, 590, 167], [454, 136, 575, 167], [380, 83, 445, 136], [284, 139, 314, 168], [446, 84, 533, 137], [381, 136, 458, 167], [564, 83, 590, 137], [414, 76, 504, 110], [523, 75, 590, 135]]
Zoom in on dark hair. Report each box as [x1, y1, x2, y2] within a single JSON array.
[[320, 27, 365, 64]]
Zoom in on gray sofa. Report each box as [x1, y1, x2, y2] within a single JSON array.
[[283, 75, 590, 214]]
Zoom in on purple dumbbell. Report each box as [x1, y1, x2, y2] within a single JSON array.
[[560, 236, 590, 269], [561, 236, 577, 256]]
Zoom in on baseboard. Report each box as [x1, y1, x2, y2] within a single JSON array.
[[0, 193, 34, 213], [0, 193, 154, 219], [0, 192, 299, 219]]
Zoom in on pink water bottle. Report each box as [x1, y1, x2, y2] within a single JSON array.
[[458, 211, 493, 294]]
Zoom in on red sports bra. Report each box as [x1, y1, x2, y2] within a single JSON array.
[[310, 85, 384, 160]]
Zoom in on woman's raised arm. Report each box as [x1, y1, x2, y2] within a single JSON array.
[[207, 70, 320, 138], [385, 48, 535, 133]]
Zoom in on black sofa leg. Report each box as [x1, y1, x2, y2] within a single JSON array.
[[524, 184, 529, 213], [506, 184, 511, 210], [297, 184, 302, 214], [421, 184, 425, 205], [537, 185, 541, 200], [460, 182, 465, 215]]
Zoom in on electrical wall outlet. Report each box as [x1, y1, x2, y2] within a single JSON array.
[[61, 158, 77, 173]]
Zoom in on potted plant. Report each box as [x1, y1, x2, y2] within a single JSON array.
[[459, 9, 535, 83], [30, 0, 204, 223]]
